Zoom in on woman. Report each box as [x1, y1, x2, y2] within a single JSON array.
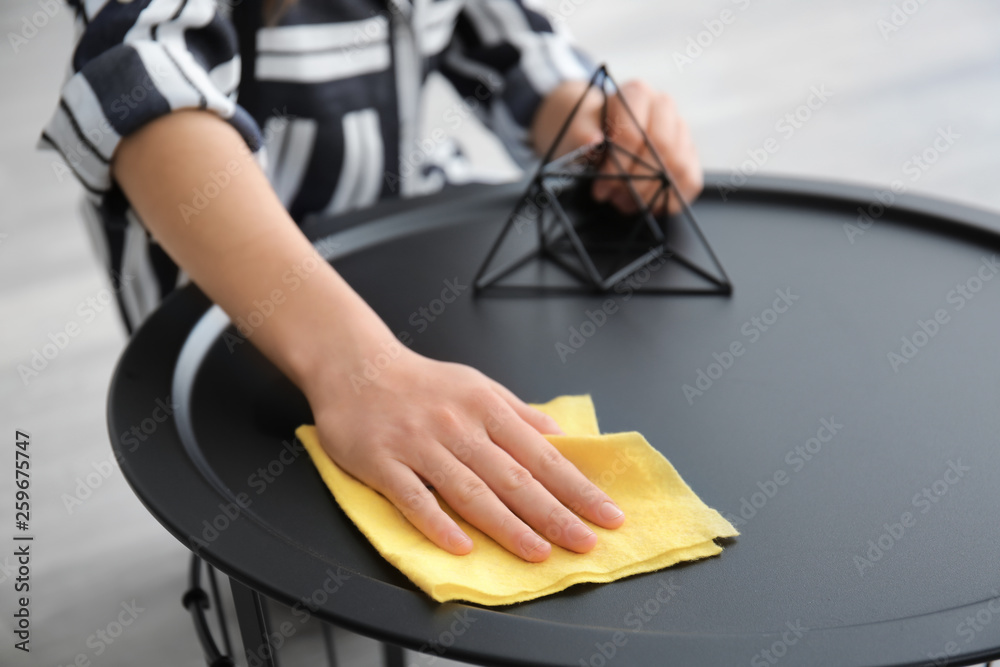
[[42, 0, 703, 561]]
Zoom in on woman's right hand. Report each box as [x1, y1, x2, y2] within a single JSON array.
[[303, 341, 625, 561]]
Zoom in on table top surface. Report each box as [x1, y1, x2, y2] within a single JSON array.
[[109, 175, 1000, 667]]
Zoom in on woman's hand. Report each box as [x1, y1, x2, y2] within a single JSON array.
[[531, 79, 703, 215], [304, 343, 625, 561]]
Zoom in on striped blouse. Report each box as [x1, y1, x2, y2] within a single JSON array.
[[42, 0, 592, 332]]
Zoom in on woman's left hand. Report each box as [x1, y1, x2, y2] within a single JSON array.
[[530, 78, 703, 215]]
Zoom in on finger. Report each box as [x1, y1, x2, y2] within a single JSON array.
[[627, 94, 682, 215], [377, 458, 474, 555], [542, 82, 604, 158], [485, 401, 625, 530], [488, 381, 564, 435], [594, 81, 653, 206], [410, 445, 553, 562], [559, 104, 604, 158], [649, 112, 703, 215], [466, 439, 598, 553]]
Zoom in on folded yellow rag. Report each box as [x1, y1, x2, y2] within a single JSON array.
[[296, 395, 737, 605]]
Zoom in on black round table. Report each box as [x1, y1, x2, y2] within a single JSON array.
[[108, 175, 1000, 667]]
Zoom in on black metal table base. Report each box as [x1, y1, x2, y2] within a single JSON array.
[[189, 555, 407, 667]]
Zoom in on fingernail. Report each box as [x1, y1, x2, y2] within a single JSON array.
[[521, 533, 550, 559], [599, 501, 624, 522], [568, 522, 595, 542], [447, 530, 473, 552]]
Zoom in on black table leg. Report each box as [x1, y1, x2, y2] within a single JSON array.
[[383, 643, 405, 667], [228, 574, 406, 667], [230, 577, 280, 667], [320, 622, 338, 667]]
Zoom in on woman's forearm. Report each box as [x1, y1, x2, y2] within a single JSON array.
[[112, 110, 393, 397]]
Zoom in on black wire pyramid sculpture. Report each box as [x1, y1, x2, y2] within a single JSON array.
[[473, 64, 732, 296]]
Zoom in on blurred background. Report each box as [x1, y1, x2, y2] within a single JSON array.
[[1, 0, 998, 665]]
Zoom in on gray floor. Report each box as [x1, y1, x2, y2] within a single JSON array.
[[1, 1, 999, 666]]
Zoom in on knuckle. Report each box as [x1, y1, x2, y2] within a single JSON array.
[[547, 505, 574, 527], [455, 476, 490, 504], [483, 403, 513, 434], [497, 513, 523, 536], [365, 434, 396, 459], [538, 447, 566, 471], [466, 385, 498, 412], [395, 485, 429, 515], [427, 457, 460, 488], [543, 507, 575, 541], [432, 405, 463, 432], [453, 439, 475, 462], [500, 465, 535, 492], [395, 416, 422, 439]]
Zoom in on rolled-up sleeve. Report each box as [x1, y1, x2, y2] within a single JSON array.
[[440, 0, 595, 166], [40, 0, 262, 196]]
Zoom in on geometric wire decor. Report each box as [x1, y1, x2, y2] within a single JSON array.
[[473, 64, 732, 296]]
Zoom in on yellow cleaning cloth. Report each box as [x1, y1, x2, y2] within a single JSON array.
[[296, 395, 737, 605]]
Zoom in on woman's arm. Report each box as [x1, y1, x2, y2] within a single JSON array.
[[113, 109, 625, 561]]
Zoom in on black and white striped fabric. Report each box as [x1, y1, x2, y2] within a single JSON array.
[[41, 0, 592, 332]]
